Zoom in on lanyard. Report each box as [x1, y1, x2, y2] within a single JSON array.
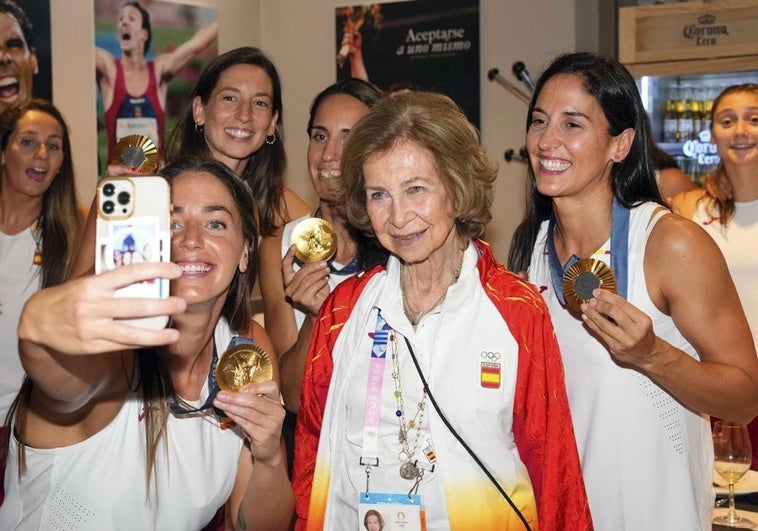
[[329, 258, 358, 275], [359, 311, 392, 467], [547, 198, 630, 304]]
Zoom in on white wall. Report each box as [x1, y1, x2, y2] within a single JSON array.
[[53, 0, 577, 263]]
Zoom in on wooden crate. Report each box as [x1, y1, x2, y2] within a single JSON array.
[[619, 0, 758, 75]]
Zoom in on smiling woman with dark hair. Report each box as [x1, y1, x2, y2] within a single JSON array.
[[509, 52, 758, 529], [1, 157, 293, 530]]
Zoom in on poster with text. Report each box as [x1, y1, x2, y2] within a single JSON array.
[[336, 0, 480, 129], [94, 0, 217, 172]]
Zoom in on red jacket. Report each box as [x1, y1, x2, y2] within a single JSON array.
[[293, 240, 593, 530]]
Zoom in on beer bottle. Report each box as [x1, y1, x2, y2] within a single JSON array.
[[691, 99, 702, 137], [702, 89, 715, 134], [679, 88, 694, 142], [663, 96, 678, 143]]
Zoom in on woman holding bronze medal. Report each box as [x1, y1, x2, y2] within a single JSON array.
[[293, 92, 592, 530], [508, 53, 758, 529], [0, 158, 293, 530]]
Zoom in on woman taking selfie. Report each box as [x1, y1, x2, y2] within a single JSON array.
[[1, 158, 292, 530]]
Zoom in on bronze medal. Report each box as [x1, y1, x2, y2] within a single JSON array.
[[562, 258, 616, 313], [110, 134, 159, 173], [215, 344, 273, 392], [290, 217, 338, 263]]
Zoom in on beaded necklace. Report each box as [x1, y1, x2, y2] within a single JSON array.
[[389, 330, 428, 480]]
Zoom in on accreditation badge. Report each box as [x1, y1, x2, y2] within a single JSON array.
[[358, 492, 424, 531]]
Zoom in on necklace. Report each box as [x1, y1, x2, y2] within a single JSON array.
[[390, 331, 427, 480], [31, 218, 42, 266], [401, 249, 465, 326]]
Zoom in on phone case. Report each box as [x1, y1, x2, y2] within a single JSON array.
[[95, 175, 171, 330]]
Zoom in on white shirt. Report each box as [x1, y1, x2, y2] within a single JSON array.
[[0, 228, 40, 419], [528, 202, 713, 530], [1, 319, 244, 530], [693, 198, 758, 350]]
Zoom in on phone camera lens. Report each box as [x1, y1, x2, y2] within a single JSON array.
[[102, 183, 115, 196], [117, 191, 131, 205], [103, 201, 115, 214]]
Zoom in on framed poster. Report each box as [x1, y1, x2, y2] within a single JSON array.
[[336, 0, 480, 129], [94, 0, 218, 171]]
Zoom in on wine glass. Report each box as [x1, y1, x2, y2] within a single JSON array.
[[713, 420, 755, 528]]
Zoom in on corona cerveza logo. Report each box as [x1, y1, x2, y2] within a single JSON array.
[[683, 12, 729, 46], [683, 130, 720, 166]]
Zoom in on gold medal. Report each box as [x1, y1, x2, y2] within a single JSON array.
[[215, 344, 273, 392], [290, 217, 338, 263], [562, 258, 616, 313], [110, 134, 159, 173]]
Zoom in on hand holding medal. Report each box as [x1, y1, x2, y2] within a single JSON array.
[[290, 217, 338, 263], [215, 344, 274, 392], [110, 134, 160, 174], [562, 258, 617, 314]]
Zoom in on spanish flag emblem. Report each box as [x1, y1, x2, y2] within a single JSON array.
[[480, 362, 501, 389]]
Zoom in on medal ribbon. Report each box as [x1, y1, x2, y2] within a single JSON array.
[[329, 257, 358, 276], [360, 311, 391, 466], [546, 198, 630, 305], [169, 335, 254, 415]]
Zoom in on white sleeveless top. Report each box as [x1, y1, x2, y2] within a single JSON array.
[[281, 214, 355, 330], [528, 201, 713, 530], [693, 198, 758, 349], [0, 320, 245, 531], [0, 228, 40, 419]]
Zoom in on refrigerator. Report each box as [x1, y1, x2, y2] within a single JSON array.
[[618, 0, 758, 185]]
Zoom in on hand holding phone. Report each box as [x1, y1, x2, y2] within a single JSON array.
[[95, 176, 171, 329]]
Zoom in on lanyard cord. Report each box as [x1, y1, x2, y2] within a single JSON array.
[[402, 336, 532, 531]]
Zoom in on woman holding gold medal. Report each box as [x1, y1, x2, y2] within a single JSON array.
[[258, 79, 387, 475], [293, 92, 592, 530], [508, 53, 758, 530], [0, 158, 293, 530]]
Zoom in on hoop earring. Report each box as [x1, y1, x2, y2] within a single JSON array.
[[265, 133, 276, 145], [194, 123, 204, 134]]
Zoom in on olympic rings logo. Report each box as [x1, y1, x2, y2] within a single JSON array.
[[480, 351, 501, 361]]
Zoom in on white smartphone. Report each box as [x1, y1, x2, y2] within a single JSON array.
[[95, 175, 171, 330]]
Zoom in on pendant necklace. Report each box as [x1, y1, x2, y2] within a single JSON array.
[[390, 331, 427, 480], [31, 218, 42, 266], [401, 250, 465, 326]]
